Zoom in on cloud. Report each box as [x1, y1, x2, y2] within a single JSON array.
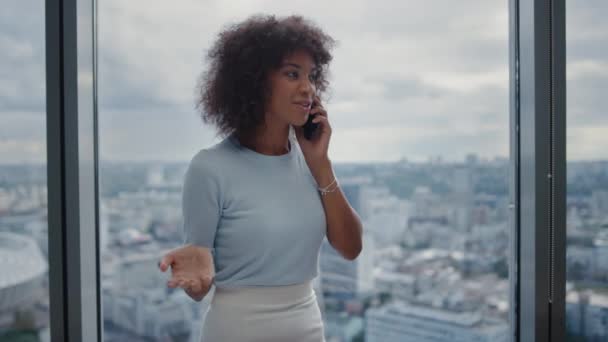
[[567, 61, 608, 127], [99, 108, 218, 162], [0, 112, 46, 164], [2, 0, 608, 163], [0, 0, 45, 113]]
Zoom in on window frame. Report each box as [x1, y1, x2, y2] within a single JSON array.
[[46, 0, 101, 341], [514, 0, 566, 341]]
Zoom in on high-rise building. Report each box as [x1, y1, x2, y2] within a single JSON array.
[[566, 290, 608, 339], [319, 232, 375, 300], [365, 301, 509, 342], [320, 177, 374, 299], [146, 165, 165, 187]]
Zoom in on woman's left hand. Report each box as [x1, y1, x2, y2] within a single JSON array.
[[294, 94, 332, 172]]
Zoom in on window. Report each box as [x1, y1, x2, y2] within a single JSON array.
[[0, 1, 50, 341], [566, 1, 608, 340], [41, 0, 579, 340], [98, 2, 512, 341]]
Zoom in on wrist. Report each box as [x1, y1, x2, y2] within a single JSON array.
[[311, 159, 334, 187]]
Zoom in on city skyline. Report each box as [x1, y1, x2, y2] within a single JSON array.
[[3, 158, 608, 340]]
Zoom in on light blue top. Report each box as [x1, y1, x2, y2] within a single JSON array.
[[181, 127, 327, 288]]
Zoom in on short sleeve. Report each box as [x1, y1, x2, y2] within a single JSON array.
[[181, 153, 222, 249]]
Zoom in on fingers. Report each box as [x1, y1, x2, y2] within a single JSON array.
[[158, 254, 174, 272], [167, 277, 188, 289], [310, 107, 327, 118], [312, 95, 327, 118], [167, 277, 179, 288], [167, 275, 215, 293], [312, 115, 325, 123], [182, 278, 195, 291], [167, 274, 209, 291], [312, 115, 331, 131], [167, 274, 214, 302]]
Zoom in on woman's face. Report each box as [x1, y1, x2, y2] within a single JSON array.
[[264, 49, 318, 127]]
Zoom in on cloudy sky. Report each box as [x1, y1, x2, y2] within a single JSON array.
[[1, 0, 607, 164]]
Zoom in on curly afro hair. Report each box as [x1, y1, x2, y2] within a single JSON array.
[[195, 14, 337, 139]]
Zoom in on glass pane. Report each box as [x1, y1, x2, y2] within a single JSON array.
[[566, 1, 608, 340], [0, 1, 51, 341], [99, 2, 512, 341]]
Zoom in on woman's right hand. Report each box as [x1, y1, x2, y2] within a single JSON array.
[[158, 244, 215, 302]]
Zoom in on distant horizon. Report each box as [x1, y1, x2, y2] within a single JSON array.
[[3, 156, 608, 167]]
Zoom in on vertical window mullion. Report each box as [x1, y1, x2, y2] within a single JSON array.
[[550, 0, 567, 339], [46, 0, 100, 341], [508, 0, 521, 340], [515, 0, 566, 341]]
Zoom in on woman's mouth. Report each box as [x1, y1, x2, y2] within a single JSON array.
[[295, 103, 311, 112]]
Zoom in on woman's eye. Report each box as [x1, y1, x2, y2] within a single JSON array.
[[287, 71, 317, 81]]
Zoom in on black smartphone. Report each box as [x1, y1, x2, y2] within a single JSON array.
[[303, 113, 319, 140], [303, 98, 319, 140]]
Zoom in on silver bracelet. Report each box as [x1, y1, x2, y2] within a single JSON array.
[[318, 177, 337, 192], [319, 178, 339, 196]]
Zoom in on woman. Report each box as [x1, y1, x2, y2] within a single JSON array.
[[158, 14, 363, 342]]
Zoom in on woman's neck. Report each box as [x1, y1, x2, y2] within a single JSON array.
[[236, 125, 291, 156]]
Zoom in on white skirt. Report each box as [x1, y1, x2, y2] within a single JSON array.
[[199, 280, 325, 342]]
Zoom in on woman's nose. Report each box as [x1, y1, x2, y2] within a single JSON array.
[[299, 79, 315, 95]]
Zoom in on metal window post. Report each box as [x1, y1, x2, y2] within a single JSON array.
[[515, 0, 566, 340], [46, 0, 101, 341]]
